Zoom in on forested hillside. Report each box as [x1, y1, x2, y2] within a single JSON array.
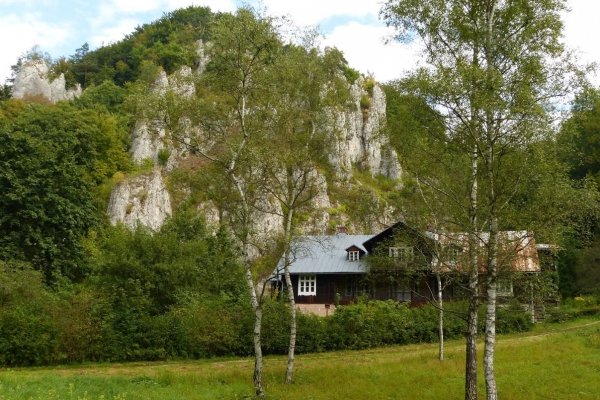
[[0, 6, 406, 368], [0, 3, 599, 386]]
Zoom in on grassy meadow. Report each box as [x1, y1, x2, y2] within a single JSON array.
[[1, 317, 599, 400]]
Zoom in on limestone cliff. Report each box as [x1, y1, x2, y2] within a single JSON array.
[[12, 60, 82, 103], [107, 169, 172, 231], [129, 67, 194, 171], [326, 76, 402, 181], [109, 56, 401, 236]]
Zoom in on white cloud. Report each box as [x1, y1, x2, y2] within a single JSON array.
[[0, 0, 53, 5], [165, 0, 236, 13], [89, 18, 141, 48], [260, 0, 379, 26], [110, 0, 162, 13], [322, 22, 420, 83], [562, 1, 600, 78], [0, 13, 71, 82]]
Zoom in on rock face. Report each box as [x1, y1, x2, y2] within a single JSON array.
[[107, 169, 172, 231], [12, 60, 82, 103], [110, 56, 400, 236], [129, 68, 194, 171], [326, 77, 402, 180]]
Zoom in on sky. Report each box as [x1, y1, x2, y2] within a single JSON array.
[[1, 0, 599, 85]]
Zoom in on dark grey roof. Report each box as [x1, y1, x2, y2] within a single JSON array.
[[278, 233, 375, 275]]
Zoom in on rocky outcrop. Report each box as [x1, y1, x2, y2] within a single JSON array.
[[299, 169, 332, 235], [129, 67, 195, 171], [194, 39, 211, 73], [107, 169, 172, 231], [112, 53, 401, 236], [12, 60, 81, 103], [326, 77, 402, 181]]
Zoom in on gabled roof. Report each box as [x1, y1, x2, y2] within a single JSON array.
[[275, 222, 543, 277], [278, 234, 374, 275], [362, 220, 433, 254]]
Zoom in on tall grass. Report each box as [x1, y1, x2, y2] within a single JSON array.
[[1, 317, 599, 399]]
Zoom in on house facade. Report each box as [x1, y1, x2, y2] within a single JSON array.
[[274, 221, 547, 316]]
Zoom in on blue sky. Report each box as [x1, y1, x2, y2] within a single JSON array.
[[1, 0, 599, 85]]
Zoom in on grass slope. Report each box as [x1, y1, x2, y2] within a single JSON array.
[[1, 317, 599, 399]]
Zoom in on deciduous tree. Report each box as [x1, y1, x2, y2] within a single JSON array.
[[381, 1, 592, 399]]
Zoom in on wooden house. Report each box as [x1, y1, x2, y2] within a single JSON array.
[[273, 221, 546, 316]]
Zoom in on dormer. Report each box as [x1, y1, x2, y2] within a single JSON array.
[[345, 245, 366, 261]]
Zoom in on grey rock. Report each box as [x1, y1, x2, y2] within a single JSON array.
[[107, 169, 172, 231], [12, 60, 81, 103], [325, 77, 402, 180]]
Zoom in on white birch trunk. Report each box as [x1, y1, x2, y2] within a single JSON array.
[[243, 246, 265, 397], [483, 3, 499, 398], [465, 145, 479, 400], [284, 208, 296, 383], [437, 273, 444, 361]]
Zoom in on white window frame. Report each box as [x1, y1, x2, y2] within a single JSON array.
[[497, 280, 513, 297], [447, 247, 460, 262], [298, 275, 317, 296], [348, 250, 360, 261], [389, 246, 414, 262]]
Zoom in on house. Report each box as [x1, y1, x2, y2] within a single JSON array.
[[273, 221, 546, 316]]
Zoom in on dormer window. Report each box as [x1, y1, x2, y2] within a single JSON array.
[[447, 247, 460, 262], [389, 246, 413, 261], [345, 245, 364, 261]]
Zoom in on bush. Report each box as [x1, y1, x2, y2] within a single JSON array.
[[0, 261, 60, 366]]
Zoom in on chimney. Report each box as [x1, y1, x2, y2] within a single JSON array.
[[337, 226, 348, 236]]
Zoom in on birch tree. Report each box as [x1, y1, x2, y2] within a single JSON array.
[[381, 1, 586, 399], [257, 40, 351, 383], [134, 8, 285, 397]]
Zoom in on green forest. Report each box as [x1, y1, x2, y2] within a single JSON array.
[[1, 3, 600, 399]]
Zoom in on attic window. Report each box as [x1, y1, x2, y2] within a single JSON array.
[[447, 247, 460, 262], [389, 246, 413, 261], [349, 251, 360, 261], [298, 275, 316, 296]]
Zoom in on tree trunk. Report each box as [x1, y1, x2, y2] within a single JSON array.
[[483, 3, 499, 397], [465, 279, 479, 400], [284, 265, 296, 383], [284, 208, 296, 383], [465, 145, 479, 400], [484, 260, 498, 400], [244, 260, 265, 397], [437, 273, 444, 361]]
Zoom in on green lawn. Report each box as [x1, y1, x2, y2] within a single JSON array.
[[1, 317, 599, 399]]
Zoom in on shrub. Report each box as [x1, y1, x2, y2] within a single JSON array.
[[157, 148, 171, 167], [0, 261, 60, 366]]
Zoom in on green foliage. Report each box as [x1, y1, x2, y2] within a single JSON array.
[[0, 84, 11, 102], [342, 66, 360, 84], [559, 88, 600, 185], [0, 261, 59, 366], [157, 148, 171, 167], [363, 76, 375, 96], [74, 81, 127, 113], [0, 105, 98, 281], [66, 7, 213, 88]]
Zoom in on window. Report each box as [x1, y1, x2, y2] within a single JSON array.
[[497, 280, 513, 297], [447, 247, 460, 262], [389, 246, 413, 261], [390, 284, 411, 302], [346, 276, 372, 298], [298, 275, 316, 296], [348, 250, 360, 261], [346, 276, 356, 296]]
